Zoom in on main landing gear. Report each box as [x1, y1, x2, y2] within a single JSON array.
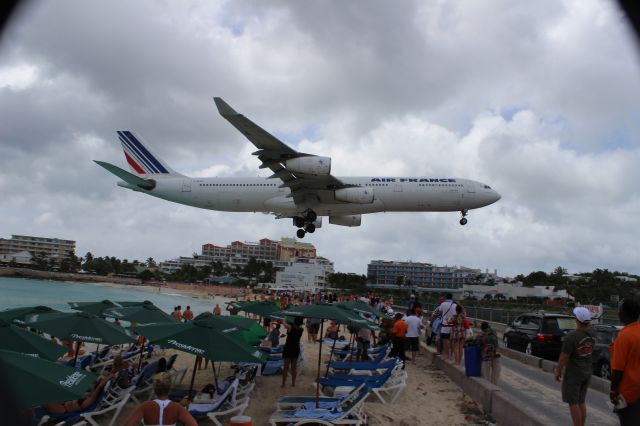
[[294, 209, 317, 239], [459, 209, 468, 226]]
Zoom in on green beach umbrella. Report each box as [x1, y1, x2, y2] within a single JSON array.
[[115, 300, 153, 307], [0, 320, 67, 361], [229, 301, 284, 320], [135, 317, 266, 399], [26, 311, 134, 365], [0, 306, 59, 325], [0, 349, 97, 407], [103, 301, 177, 325], [194, 312, 267, 345], [68, 300, 120, 316], [336, 301, 386, 319]]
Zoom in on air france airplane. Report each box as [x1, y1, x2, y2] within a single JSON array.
[[95, 98, 501, 238]]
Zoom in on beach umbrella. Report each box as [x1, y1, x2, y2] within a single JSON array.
[[134, 316, 266, 399], [26, 311, 134, 365], [103, 301, 176, 325], [0, 320, 67, 361], [336, 301, 386, 318], [68, 300, 120, 316], [0, 349, 97, 407], [229, 301, 285, 320], [281, 303, 382, 407], [194, 312, 267, 345], [115, 300, 154, 307], [0, 305, 59, 325]]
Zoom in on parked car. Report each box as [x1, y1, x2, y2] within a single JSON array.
[[592, 325, 622, 380], [503, 312, 576, 359]]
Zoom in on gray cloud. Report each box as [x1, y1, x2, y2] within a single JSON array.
[[0, 0, 639, 277]]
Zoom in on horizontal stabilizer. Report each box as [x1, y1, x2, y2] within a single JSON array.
[[94, 161, 156, 190], [213, 97, 239, 116]]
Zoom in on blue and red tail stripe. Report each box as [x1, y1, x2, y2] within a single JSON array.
[[117, 131, 169, 174]]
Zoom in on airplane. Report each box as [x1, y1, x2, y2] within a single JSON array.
[[95, 98, 501, 238]]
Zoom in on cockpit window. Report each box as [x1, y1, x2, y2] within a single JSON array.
[[484, 185, 491, 189]]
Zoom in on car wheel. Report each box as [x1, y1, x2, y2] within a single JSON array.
[[599, 360, 611, 380], [525, 342, 533, 356]]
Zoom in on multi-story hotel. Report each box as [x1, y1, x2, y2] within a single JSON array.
[[367, 260, 493, 289], [0, 234, 76, 262]]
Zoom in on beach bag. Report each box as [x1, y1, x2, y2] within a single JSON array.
[[431, 316, 443, 334]]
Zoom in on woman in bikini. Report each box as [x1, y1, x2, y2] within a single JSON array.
[[124, 372, 196, 426]]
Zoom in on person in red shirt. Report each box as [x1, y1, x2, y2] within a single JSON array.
[[389, 312, 408, 367], [610, 297, 640, 426]]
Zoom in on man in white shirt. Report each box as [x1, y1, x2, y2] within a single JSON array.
[[433, 294, 457, 360], [404, 309, 423, 363]]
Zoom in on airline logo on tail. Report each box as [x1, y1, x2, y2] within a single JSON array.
[[117, 130, 170, 175]]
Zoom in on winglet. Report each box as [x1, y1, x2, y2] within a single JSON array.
[[213, 97, 239, 116]]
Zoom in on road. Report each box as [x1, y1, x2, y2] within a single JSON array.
[[497, 355, 618, 425]]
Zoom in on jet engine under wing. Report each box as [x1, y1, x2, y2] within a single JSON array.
[[213, 97, 351, 203]]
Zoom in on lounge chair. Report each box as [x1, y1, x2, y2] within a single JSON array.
[[319, 364, 407, 404], [269, 384, 369, 426], [187, 378, 249, 426], [326, 349, 390, 371], [276, 383, 366, 410], [36, 381, 132, 426]]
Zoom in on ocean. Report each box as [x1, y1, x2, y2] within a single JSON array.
[[0, 276, 230, 316]]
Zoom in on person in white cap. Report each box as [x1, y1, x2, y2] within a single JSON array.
[[554, 307, 597, 426]]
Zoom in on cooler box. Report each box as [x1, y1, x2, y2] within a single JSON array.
[[464, 345, 482, 377]]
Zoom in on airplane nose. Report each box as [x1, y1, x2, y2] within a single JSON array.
[[492, 190, 501, 203]]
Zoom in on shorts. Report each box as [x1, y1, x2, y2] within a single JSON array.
[[562, 375, 591, 405], [440, 333, 450, 340], [406, 337, 419, 352], [307, 323, 320, 334]]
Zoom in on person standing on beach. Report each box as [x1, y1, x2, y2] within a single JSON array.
[[281, 316, 304, 387], [433, 294, 456, 359], [554, 307, 596, 426], [404, 309, 422, 364], [389, 312, 408, 367], [610, 297, 640, 425], [182, 306, 193, 323], [213, 304, 221, 315]]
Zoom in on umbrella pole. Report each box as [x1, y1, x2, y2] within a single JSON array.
[[212, 361, 219, 390], [324, 334, 338, 378], [137, 338, 145, 372], [347, 331, 355, 363], [73, 341, 81, 367], [315, 319, 324, 408], [188, 356, 198, 402]]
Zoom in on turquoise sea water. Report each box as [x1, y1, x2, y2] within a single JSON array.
[[0, 276, 229, 316]]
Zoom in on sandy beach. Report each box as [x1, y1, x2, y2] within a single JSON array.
[[114, 329, 483, 426]]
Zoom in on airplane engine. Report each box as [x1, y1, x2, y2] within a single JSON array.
[[329, 215, 362, 227], [334, 187, 374, 204], [285, 156, 331, 175]]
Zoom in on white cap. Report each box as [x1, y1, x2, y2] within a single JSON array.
[[573, 307, 592, 323]]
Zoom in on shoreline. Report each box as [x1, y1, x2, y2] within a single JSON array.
[[0, 267, 249, 301]]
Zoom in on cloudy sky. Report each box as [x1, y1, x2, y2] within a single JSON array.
[[1, 0, 639, 277]]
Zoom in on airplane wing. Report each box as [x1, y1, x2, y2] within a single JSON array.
[[214, 97, 350, 203]]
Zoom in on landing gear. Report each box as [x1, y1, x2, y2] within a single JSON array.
[[294, 209, 318, 239], [459, 209, 468, 226]]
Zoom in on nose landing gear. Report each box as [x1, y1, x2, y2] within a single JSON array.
[[459, 209, 468, 226]]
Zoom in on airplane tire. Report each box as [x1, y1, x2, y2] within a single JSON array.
[[305, 224, 316, 233], [306, 210, 317, 221], [294, 217, 305, 228], [296, 229, 306, 239], [459, 218, 468, 225]]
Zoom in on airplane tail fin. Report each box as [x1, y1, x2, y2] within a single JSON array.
[[116, 131, 182, 176]]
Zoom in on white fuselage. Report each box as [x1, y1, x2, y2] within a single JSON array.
[[121, 176, 501, 217]]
